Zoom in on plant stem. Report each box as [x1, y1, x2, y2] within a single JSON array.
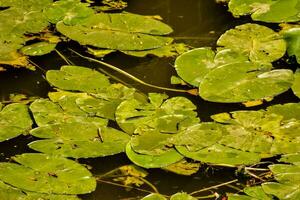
[[28, 59, 46, 73], [55, 49, 74, 65], [137, 176, 159, 194], [194, 194, 217, 199], [189, 179, 238, 195], [97, 179, 164, 196], [245, 167, 270, 171], [68, 48, 197, 95]]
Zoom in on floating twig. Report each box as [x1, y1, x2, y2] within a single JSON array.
[[189, 179, 238, 195], [68, 48, 197, 95]]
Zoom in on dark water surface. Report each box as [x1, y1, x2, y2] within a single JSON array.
[[0, 0, 299, 199]]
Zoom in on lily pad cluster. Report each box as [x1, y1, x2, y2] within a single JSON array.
[[141, 192, 197, 200], [226, 0, 300, 23], [174, 23, 297, 103], [1, 65, 300, 197], [228, 153, 300, 200], [0, 0, 184, 70]]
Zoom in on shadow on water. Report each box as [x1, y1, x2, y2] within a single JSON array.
[[0, 0, 298, 199]]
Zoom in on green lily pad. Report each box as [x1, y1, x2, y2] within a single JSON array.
[[162, 159, 200, 176], [228, 186, 273, 200], [45, 0, 94, 25], [174, 48, 248, 86], [271, 138, 300, 155], [0, 153, 96, 194], [76, 84, 140, 120], [46, 65, 110, 93], [130, 127, 176, 156], [56, 12, 173, 51], [0, 0, 52, 69], [176, 144, 261, 166], [170, 122, 223, 152], [29, 122, 130, 158], [125, 143, 184, 168], [29, 99, 107, 127], [0, 180, 79, 200], [262, 182, 300, 200], [122, 43, 190, 58], [217, 23, 286, 63], [282, 27, 300, 64], [266, 103, 300, 121], [115, 93, 199, 134], [48, 91, 89, 116], [0, 103, 32, 142], [199, 61, 294, 103], [228, 0, 300, 23], [20, 42, 56, 56], [262, 163, 300, 199], [280, 153, 300, 165], [170, 192, 197, 200], [141, 193, 167, 200], [292, 69, 300, 98], [269, 164, 300, 183], [212, 111, 280, 153]]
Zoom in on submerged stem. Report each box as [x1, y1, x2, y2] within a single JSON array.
[[28, 59, 46, 73], [55, 49, 75, 65], [68, 48, 197, 94], [189, 179, 238, 195]]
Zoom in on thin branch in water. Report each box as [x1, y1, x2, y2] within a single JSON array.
[[68, 48, 197, 95], [224, 184, 243, 192], [55, 49, 74, 65], [249, 161, 274, 168], [245, 169, 265, 182], [136, 176, 159, 194], [245, 167, 270, 172], [97, 179, 163, 196], [28, 59, 46, 73], [189, 179, 238, 196], [194, 194, 217, 199]]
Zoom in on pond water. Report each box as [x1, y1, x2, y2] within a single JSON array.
[[0, 0, 299, 199]]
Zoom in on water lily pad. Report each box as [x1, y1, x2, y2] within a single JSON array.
[[262, 162, 300, 199], [130, 127, 176, 156], [122, 43, 190, 58], [228, 186, 273, 200], [29, 122, 130, 158], [0, 103, 32, 142], [170, 123, 223, 152], [228, 0, 300, 23], [45, 0, 94, 25], [126, 143, 184, 168], [115, 93, 199, 134], [170, 192, 197, 200], [141, 193, 167, 200], [46, 65, 110, 93], [292, 69, 300, 98], [174, 48, 248, 86], [29, 99, 107, 127], [20, 42, 56, 56], [0, 180, 79, 200], [162, 159, 200, 176], [76, 84, 140, 120], [217, 23, 286, 63], [0, 153, 96, 194], [262, 182, 300, 200], [266, 103, 300, 121], [280, 153, 300, 165], [269, 164, 300, 183], [176, 144, 261, 166], [199, 61, 294, 103], [282, 28, 300, 64], [56, 12, 173, 51]]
